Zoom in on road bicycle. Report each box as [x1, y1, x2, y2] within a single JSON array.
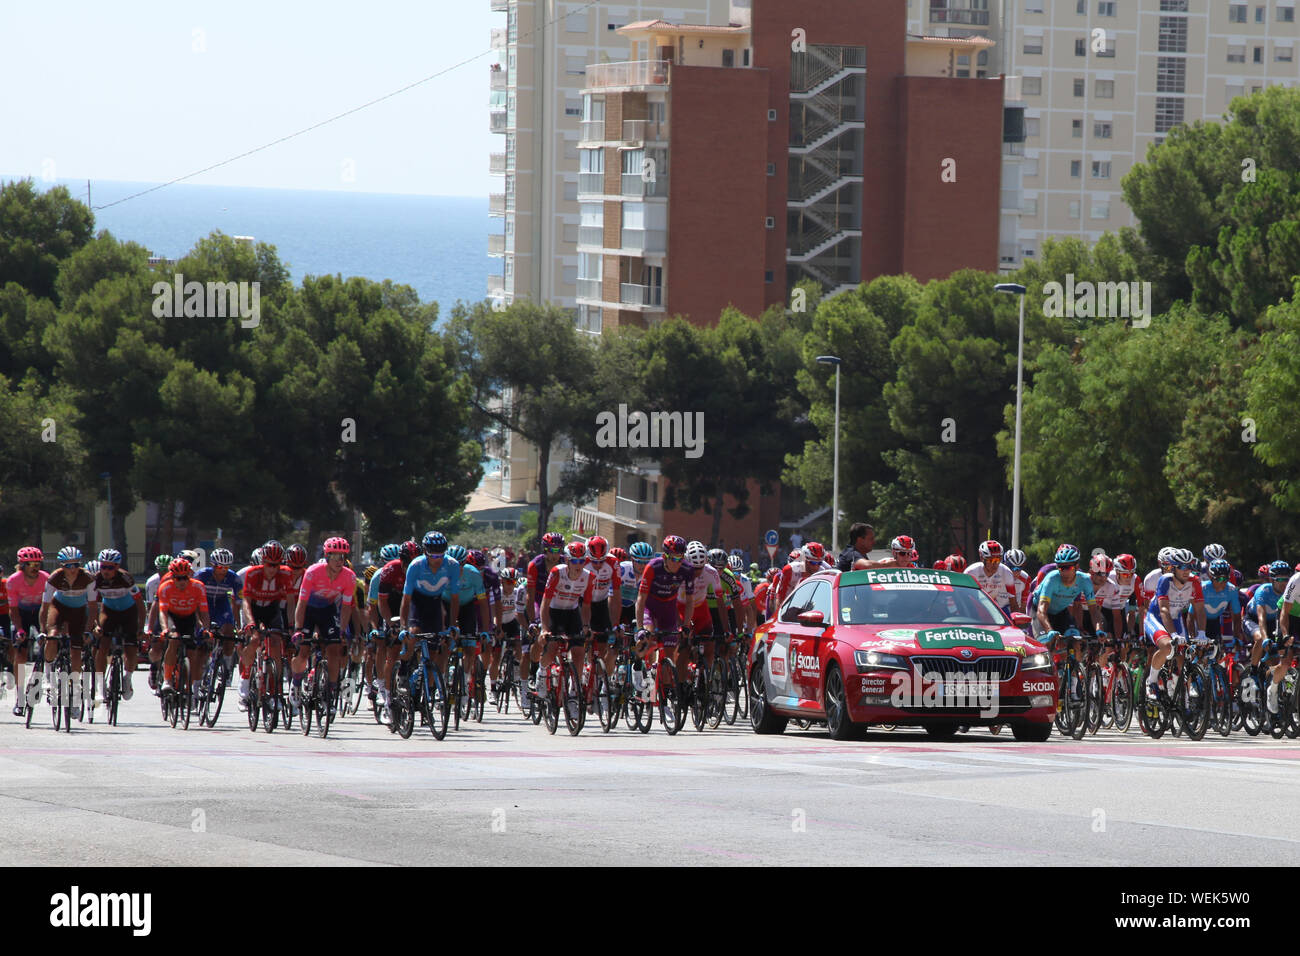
[[296, 635, 333, 738], [391, 630, 451, 740], [248, 628, 288, 733], [537, 630, 585, 736]]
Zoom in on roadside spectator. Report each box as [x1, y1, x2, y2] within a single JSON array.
[[837, 523, 875, 571]]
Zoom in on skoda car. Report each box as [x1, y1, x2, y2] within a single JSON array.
[[749, 567, 1057, 741]]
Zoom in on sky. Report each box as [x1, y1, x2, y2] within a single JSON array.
[[1, 1, 501, 197]]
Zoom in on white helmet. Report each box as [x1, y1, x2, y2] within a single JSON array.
[[1157, 546, 1176, 566], [685, 540, 709, 568]]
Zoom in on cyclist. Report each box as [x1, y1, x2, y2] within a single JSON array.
[[1142, 547, 1176, 618], [157, 557, 212, 699], [1266, 560, 1300, 717], [1200, 543, 1227, 579], [1201, 558, 1243, 646], [676, 542, 724, 684], [537, 539, 594, 706], [526, 532, 565, 625], [290, 537, 356, 718], [1244, 560, 1289, 695], [6, 547, 48, 716], [1034, 544, 1106, 650], [195, 548, 243, 700], [1142, 548, 1207, 699], [1104, 553, 1143, 642], [965, 540, 1018, 614], [1002, 549, 1030, 616], [492, 566, 525, 694], [946, 554, 967, 573], [444, 545, 489, 686], [633, 535, 698, 683], [621, 542, 653, 621], [725, 553, 756, 635], [583, 535, 622, 679], [143, 554, 173, 688], [285, 544, 309, 593], [754, 570, 774, 626], [366, 542, 408, 701], [88, 549, 144, 706], [237, 541, 295, 711], [802, 541, 833, 573], [392, 532, 460, 709], [39, 547, 98, 708], [853, 535, 919, 571], [772, 544, 816, 614]]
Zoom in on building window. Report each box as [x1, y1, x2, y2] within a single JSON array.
[[744, 48, 751, 65], [1024, 117, 1040, 137], [1157, 56, 1186, 92], [566, 10, 588, 31], [1091, 201, 1110, 219], [1024, 157, 1039, 177], [722, 48, 735, 67], [1021, 197, 1038, 215], [1076, 0, 1086, 12], [1070, 159, 1082, 177], [1229, 4, 1247, 22], [1097, 34, 1115, 57], [1091, 160, 1112, 178], [1227, 44, 1247, 63], [767, 162, 776, 175], [1072, 118, 1083, 136], [1094, 121, 1113, 138], [765, 216, 775, 229], [1026, 0, 1043, 10], [1252, 84, 1263, 93], [1257, 5, 1266, 21], [1073, 77, 1086, 96], [565, 97, 583, 117], [768, 109, 777, 121], [1023, 76, 1042, 94], [1281, 7, 1297, 22], [1254, 46, 1264, 63], [1096, 79, 1115, 98], [1226, 82, 1245, 100], [1069, 199, 1081, 218], [1155, 96, 1184, 132], [1278, 46, 1295, 62], [1075, 37, 1087, 56], [563, 180, 578, 201], [765, 270, 774, 282], [566, 56, 586, 75], [1024, 37, 1043, 54], [1158, 16, 1187, 52], [1160, 0, 1188, 9], [1098, 0, 1116, 14]]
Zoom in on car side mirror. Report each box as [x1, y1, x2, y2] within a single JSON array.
[[1010, 612, 1032, 628], [798, 610, 827, 628]]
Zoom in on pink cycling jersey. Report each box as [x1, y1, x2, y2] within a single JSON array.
[[6, 570, 49, 610], [298, 562, 357, 610]]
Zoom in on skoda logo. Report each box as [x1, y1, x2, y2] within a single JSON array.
[[959, 648, 973, 660]]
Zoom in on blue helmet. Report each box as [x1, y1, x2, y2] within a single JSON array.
[[56, 546, 83, 564], [1054, 544, 1080, 565], [422, 531, 447, 554], [380, 543, 401, 562], [629, 541, 654, 561], [1269, 560, 1292, 579], [446, 545, 468, 563], [1207, 558, 1231, 578], [97, 548, 122, 565]]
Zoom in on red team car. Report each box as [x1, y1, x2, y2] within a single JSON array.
[[749, 567, 1058, 741]]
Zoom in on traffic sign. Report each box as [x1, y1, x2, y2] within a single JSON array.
[[764, 529, 778, 546]]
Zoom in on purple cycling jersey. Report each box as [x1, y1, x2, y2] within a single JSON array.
[[481, 565, 502, 606]]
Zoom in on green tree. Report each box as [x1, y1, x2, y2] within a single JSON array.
[[0, 179, 94, 302], [0, 376, 86, 554]]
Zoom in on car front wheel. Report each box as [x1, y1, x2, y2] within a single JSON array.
[[824, 663, 860, 740], [749, 659, 787, 735]]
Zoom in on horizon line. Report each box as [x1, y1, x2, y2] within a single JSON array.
[[5, 174, 486, 203]]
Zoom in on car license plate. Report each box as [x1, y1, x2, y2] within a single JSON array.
[[940, 682, 995, 699]]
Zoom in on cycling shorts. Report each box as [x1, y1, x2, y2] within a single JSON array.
[[250, 603, 287, 632], [409, 594, 446, 634], [99, 607, 140, 646], [502, 618, 520, 641], [589, 599, 613, 641], [168, 614, 209, 647], [1143, 611, 1187, 645], [48, 602, 88, 640], [547, 606, 585, 643], [301, 605, 343, 645]]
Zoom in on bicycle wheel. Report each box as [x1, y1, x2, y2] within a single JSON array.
[[63, 664, 73, 733], [658, 661, 682, 736], [428, 667, 450, 741], [85, 665, 96, 725], [723, 658, 740, 726], [591, 658, 615, 733], [179, 657, 192, 731], [1138, 675, 1168, 739], [1211, 662, 1233, 737], [563, 660, 584, 736], [542, 669, 560, 735], [199, 660, 217, 728], [1084, 663, 1105, 736], [1287, 669, 1300, 738], [1110, 661, 1134, 733], [1060, 659, 1085, 739], [472, 657, 487, 723], [1179, 661, 1210, 741], [708, 659, 727, 730], [299, 682, 313, 736], [248, 665, 261, 732], [688, 662, 707, 732], [450, 662, 466, 730], [394, 685, 414, 739], [1241, 672, 1264, 736], [50, 661, 63, 731], [107, 657, 121, 727], [496, 650, 514, 714], [316, 669, 331, 739]]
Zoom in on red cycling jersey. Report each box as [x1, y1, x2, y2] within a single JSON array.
[[243, 565, 294, 604]]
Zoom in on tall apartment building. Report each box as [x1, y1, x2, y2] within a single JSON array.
[[914, 0, 1300, 265], [564, 0, 1009, 549]]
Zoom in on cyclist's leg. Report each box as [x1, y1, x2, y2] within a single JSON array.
[[1142, 613, 1174, 691]]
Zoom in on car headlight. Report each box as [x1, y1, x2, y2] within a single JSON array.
[[855, 650, 909, 672], [1021, 651, 1052, 671]]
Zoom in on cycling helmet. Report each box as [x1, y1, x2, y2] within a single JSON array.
[[261, 541, 285, 564], [661, 535, 687, 558], [364, 565, 378, 584], [1088, 554, 1113, 574], [1003, 548, 1026, 569], [446, 545, 468, 563], [766, 568, 781, 582], [788, 550, 801, 563], [890, 535, 917, 557], [1054, 544, 1081, 565], [803, 541, 825, 564], [168, 558, 192, 577], [585, 535, 608, 561], [610, 547, 628, 563], [1113, 553, 1137, 574], [96, 548, 121, 565], [1170, 548, 1196, 570], [56, 546, 83, 565], [422, 531, 447, 554], [286, 544, 308, 568], [1258, 564, 1271, 580], [252, 548, 264, 566], [1269, 559, 1292, 579], [154, 554, 173, 572], [210, 548, 234, 567], [181, 549, 199, 564], [399, 540, 420, 562], [1157, 547, 1175, 567], [380, 543, 401, 563], [708, 548, 728, 569], [467, 549, 485, 568], [323, 536, 350, 555], [933, 559, 949, 570], [727, 555, 745, 572], [1207, 558, 1231, 578], [84, 560, 101, 575], [946, 554, 967, 572], [978, 540, 1003, 561], [685, 540, 709, 569], [500, 565, 517, 582], [17, 546, 43, 563], [565, 540, 587, 562], [541, 531, 565, 551], [629, 541, 654, 561], [1202, 543, 1227, 562]]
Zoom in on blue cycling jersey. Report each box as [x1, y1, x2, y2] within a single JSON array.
[[195, 567, 241, 617], [1035, 568, 1095, 615], [1247, 583, 1283, 620], [1200, 579, 1241, 617], [404, 555, 460, 600], [455, 564, 487, 606]]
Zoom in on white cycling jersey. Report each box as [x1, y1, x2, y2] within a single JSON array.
[[1095, 571, 1139, 610], [145, 572, 163, 604], [1282, 572, 1300, 607], [965, 562, 1016, 609], [1142, 567, 1164, 601]]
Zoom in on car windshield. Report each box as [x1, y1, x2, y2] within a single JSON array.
[[838, 583, 1007, 626]]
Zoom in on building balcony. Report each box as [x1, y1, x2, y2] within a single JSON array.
[[928, 7, 990, 25], [575, 277, 603, 301], [490, 152, 506, 174], [615, 495, 661, 525], [488, 234, 506, 256], [488, 274, 504, 294], [489, 193, 506, 216], [578, 172, 605, 195], [621, 173, 668, 198], [622, 118, 668, 143], [490, 27, 507, 49], [579, 119, 605, 142], [620, 283, 663, 308], [489, 109, 508, 133], [490, 0, 508, 10], [1004, 141, 1024, 156], [578, 225, 604, 248], [586, 59, 671, 90], [490, 68, 506, 91], [621, 228, 666, 254]]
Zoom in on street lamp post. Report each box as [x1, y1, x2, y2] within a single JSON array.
[[994, 283, 1027, 551], [816, 355, 842, 556], [99, 471, 113, 549]]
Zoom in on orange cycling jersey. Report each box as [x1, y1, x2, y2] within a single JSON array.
[[158, 578, 209, 618]]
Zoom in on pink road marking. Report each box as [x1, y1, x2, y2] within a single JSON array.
[[683, 845, 760, 861]]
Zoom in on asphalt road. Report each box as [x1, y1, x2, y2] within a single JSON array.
[[3, 679, 1299, 866]]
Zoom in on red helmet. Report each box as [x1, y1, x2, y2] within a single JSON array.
[[586, 535, 608, 560], [1114, 553, 1137, 574], [978, 540, 1003, 560], [803, 541, 825, 563], [16, 546, 43, 563], [541, 532, 565, 551], [168, 558, 193, 577], [1089, 554, 1113, 574], [933, 559, 949, 571], [890, 535, 917, 557], [1258, 564, 1271, 580], [610, 547, 628, 562], [323, 536, 350, 555], [946, 554, 966, 572], [466, 549, 484, 568], [399, 540, 420, 562], [661, 535, 686, 558], [500, 566, 517, 583], [261, 542, 285, 564], [286, 544, 308, 568], [766, 568, 781, 582], [788, 550, 800, 562], [565, 540, 587, 562]]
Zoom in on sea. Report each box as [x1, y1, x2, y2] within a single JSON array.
[[16, 177, 492, 316]]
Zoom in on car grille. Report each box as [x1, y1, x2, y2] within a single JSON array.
[[909, 655, 1018, 682]]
